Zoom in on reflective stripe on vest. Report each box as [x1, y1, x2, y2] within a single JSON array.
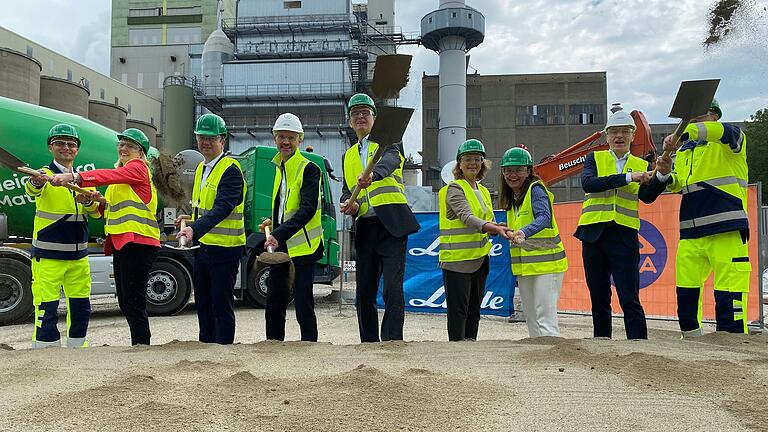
[[507, 181, 567, 276], [271, 152, 323, 258], [27, 166, 95, 259], [577, 150, 647, 230], [191, 156, 246, 247], [343, 140, 407, 219], [104, 166, 160, 240], [438, 179, 493, 263]]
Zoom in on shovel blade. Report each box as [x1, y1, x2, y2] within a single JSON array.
[[668, 79, 720, 120], [371, 54, 412, 99], [368, 106, 414, 147], [0, 146, 30, 171]]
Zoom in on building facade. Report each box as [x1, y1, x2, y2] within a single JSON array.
[[0, 26, 161, 127], [421, 71, 607, 202], [110, 0, 237, 99]]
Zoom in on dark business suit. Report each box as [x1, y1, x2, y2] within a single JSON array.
[[190, 155, 245, 345], [574, 152, 668, 339], [266, 160, 323, 342], [341, 143, 420, 342]]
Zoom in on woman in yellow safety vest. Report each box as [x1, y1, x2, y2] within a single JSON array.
[[499, 147, 567, 337], [51, 128, 160, 346], [438, 139, 511, 341]]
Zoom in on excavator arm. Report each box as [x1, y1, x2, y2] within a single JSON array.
[[534, 110, 657, 185]]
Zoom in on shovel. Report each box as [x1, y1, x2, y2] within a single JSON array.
[[661, 79, 720, 158], [0, 145, 97, 196], [345, 106, 414, 205], [257, 219, 295, 294], [370, 54, 412, 99], [165, 215, 200, 251]]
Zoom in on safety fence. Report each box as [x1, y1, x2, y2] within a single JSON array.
[[336, 185, 764, 328]]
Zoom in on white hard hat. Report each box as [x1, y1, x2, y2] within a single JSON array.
[[604, 106, 636, 131], [272, 113, 304, 135]]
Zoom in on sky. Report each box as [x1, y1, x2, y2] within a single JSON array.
[[1, 0, 767, 160]]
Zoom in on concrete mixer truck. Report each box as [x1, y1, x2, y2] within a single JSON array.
[[0, 95, 340, 325]]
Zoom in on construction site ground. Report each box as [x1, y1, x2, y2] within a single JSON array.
[[1, 289, 767, 432]]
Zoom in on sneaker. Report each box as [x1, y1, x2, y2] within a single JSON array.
[[507, 312, 526, 323]]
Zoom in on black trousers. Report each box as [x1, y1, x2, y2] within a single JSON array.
[[193, 248, 239, 345], [266, 257, 319, 342], [113, 243, 158, 346], [442, 256, 489, 341], [582, 224, 648, 339], [355, 217, 407, 343]]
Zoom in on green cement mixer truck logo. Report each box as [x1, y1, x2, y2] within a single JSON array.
[[0, 164, 96, 208]]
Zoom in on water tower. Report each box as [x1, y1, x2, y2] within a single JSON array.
[[421, 0, 485, 171]]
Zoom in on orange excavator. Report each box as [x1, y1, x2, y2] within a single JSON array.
[[533, 110, 658, 185]]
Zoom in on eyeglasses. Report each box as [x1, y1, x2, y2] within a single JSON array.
[[502, 166, 528, 175], [196, 135, 222, 144], [50, 141, 79, 149], [606, 128, 633, 136], [275, 134, 299, 143], [350, 110, 372, 118], [117, 141, 140, 151], [460, 156, 483, 163]]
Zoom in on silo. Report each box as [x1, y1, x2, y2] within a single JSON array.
[[126, 119, 158, 148], [162, 81, 195, 154], [0, 47, 42, 104], [39, 76, 90, 117], [201, 28, 234, 89], [88, 100, 128, 132]]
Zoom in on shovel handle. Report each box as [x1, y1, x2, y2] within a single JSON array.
[[17, 166, 104, 198], [179, 218, 188, 248], [660, 118, 690, 159], [264, 224, 275, 253]]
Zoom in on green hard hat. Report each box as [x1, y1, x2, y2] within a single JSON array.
[[347, 93, 377, 116], [501, 147, 533, 167], [709, 99, 722, 118], [456, 139, 485, 160], [47, 123, 80, 146], [118, 128, 151, 154], [195, 113, 227, 136], [147, 146, 159, 160]]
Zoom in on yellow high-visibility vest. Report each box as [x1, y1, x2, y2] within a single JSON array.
[[343, 140, 407, 218], [271, 151, 322, 257], [191, 156, 246, 247], [438, 179, 493, 263], [507, 180, 567, 276], [578, 150, 648, 230], [104, 162, 160, 240]]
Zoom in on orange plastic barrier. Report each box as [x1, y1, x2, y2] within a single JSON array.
[[555, 186, 761, 322]]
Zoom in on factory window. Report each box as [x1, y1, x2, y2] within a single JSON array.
[[452, 12, 457, 18], [128, 8, 161, 17], [66, 69, 73, 81], [127, 104, 132, 115], [467, 107, 481, 128], [26, 46, 33, 56], [48, 59, 54, 73], [166, 6, 201, 16], [137, 72, 144, 88], [167, 26, 201, 44], [129, 28, 162, 46], [158, 72, 165, 88], [100, 88, 105, 100], [468, 13, 473, 19], [516, 105, 565, 126], [284, 1, 302, 9], [81, 78, 90, 90], [424, 109, 439, 129], [121, 73, 128, 84], [569, 104, 604, 125]]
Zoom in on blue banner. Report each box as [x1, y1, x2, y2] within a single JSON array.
[[377, 211, 515, 316]]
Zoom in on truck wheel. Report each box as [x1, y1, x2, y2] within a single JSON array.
[[145, 259, 191, 316], [245, 259, 295, 308], [245, 261, 269, 308], [0, 258, 34, 325]]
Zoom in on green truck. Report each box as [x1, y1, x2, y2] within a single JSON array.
[[0, 95, 340, 325]]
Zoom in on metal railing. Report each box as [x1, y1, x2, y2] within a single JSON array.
[[195, 82, 354, 99]]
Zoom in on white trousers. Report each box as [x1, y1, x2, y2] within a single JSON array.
[[517, 272, 564, 337]]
